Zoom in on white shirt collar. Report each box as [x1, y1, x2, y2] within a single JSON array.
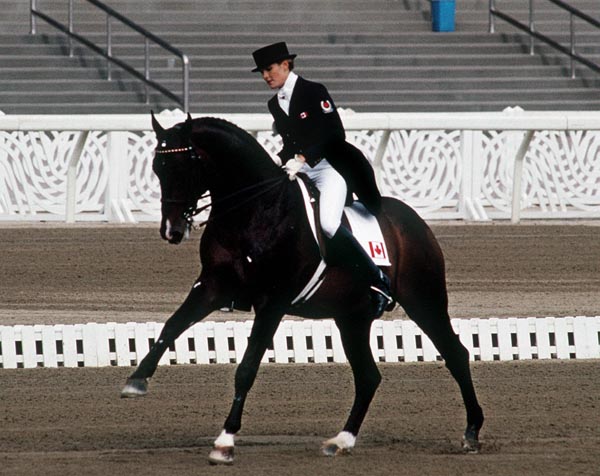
[[278, 72, 298, 100]]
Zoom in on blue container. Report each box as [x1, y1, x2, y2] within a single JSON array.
[[431, 0, 455, 32]]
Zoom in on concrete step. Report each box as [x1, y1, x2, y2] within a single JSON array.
[[2, 62, 594, 79], [0, 91, 148, 104], [107, 76, 600, 90], [10, 36, 598, 57], [0, 102, 158, 114], [7, 52, 592, 69], [2, 86, 595, 111], [6, 98, 600, 115], [0, 41, 551, 56], [4, 76, 595, 94], [11, 30, 600, 46], [0, 79, 147, 93], [0, 0, 597, 114]]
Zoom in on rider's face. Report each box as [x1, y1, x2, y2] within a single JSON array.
[[260, 61, 290, 89]]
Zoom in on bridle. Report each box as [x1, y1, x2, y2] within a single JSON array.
[[154, 146, 195, 156], [155, 143, 287, 230], [155, 144, 206, 227]]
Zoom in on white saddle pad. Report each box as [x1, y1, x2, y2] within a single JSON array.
[[344, 202, 391, 266], [297, 177, 391, 267]]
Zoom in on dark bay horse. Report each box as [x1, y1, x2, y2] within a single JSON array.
[[121, 113, 484, 463]]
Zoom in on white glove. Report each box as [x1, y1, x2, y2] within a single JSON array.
[[284, 157, 304, 181]]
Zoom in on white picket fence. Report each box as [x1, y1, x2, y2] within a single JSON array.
[[0, 316, 598, 369]]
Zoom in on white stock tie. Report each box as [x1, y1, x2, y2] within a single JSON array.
[[278, 90, 290, 115]]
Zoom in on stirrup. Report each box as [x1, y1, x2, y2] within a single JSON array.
[[370, 285, 393, 305], [374, 270, 395, 311], [369, 285, 395, 316]]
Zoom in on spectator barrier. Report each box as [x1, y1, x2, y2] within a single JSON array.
[[1, 110, 599, 223]]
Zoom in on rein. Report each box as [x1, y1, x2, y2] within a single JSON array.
[[188, 175, 286, 229], [155, 144, 286, 230]]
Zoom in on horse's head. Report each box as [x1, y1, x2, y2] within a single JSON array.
[[151, 111, 206, 244]]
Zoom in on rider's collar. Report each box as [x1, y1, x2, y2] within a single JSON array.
[[278, 71, 298, 99]]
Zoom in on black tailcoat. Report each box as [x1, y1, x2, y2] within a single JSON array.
[[268, 76, 382, 214]]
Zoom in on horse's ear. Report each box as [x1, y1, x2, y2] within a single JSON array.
[[183, 113, 193, 136], [151, 110, 165, 135]]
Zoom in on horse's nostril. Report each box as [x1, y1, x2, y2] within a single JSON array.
[[169, 231, 184, 244]]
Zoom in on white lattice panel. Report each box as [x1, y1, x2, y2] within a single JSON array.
[[481, 130, 600, 218], [1, 112, 599, 222]]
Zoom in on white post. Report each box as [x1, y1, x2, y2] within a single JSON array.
[[105, 131, 132, 222], [511, 130, 535, 224], [373, 129, 391, 192], [459, 130, 474, 220], [461, 130, 488, 221], [66, 131, 89, 223]]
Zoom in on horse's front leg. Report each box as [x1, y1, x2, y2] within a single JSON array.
[[322, 316, 381, 456], [208, 305, 285, 465], [121, 277, 230, 397]]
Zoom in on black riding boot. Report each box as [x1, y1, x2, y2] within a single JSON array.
[[325, 226, 394, 318]]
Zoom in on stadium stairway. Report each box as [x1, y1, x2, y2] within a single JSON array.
[[0, 0, 599, 114]]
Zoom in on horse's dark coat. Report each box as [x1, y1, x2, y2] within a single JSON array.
[[125, 114, 484, 455]]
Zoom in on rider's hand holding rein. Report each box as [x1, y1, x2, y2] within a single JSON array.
[[284, 154, 305, 181]]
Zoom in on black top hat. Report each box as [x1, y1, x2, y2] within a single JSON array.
[[251, 42, 297, 72]]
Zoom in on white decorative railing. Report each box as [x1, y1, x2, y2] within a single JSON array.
[[1, 316, 598, 369], [1, 110, 599, 223]]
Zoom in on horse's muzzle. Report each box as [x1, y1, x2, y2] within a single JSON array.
[[161, 217, 189, 244]]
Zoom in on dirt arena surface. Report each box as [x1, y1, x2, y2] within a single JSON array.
[[1, 222, 599, 475], [1, 222, 599, 324]]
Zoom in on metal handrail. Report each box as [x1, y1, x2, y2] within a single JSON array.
[[30, 0, 190, 112], [489, 0, 600, 79]]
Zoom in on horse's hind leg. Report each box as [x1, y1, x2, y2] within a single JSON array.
[[121, 277, 228, 397], [322, 316, 381, 456], [403, 299, 484, 452]]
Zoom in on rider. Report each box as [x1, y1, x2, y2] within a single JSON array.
[[251, 42, 393, 318]]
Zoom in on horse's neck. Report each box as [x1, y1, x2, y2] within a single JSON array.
[[208, 172, 303, 238], [209, 168, 278, 200], [194, 120, 285, 220], [206, 165, 284, 227]]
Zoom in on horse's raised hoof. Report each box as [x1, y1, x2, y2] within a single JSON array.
[[120, 378, 149, 398], [462, 424, 481, 454], [321, 431, 356, 457], [208, 446, 234, 465]]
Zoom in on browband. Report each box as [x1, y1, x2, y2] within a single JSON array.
[[155, 146, 194, 154]]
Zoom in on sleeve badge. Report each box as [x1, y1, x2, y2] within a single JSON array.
[[320, 100, 334, 114]]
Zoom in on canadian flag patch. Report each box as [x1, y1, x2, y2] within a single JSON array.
[[369, 241, 387, 260]]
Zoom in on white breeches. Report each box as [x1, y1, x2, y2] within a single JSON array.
[[301, 159, 347, 238]]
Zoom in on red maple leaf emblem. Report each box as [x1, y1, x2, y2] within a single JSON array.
[[369, 241, 386, 259]]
